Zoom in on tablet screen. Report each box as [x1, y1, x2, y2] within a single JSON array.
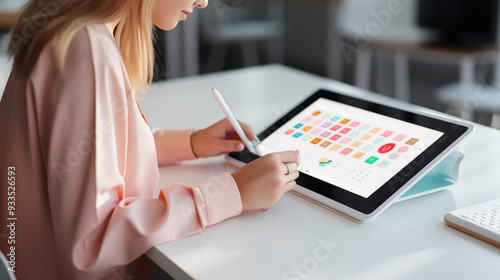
[[255, 97, 444, 198], [229, 89, 472, 216]]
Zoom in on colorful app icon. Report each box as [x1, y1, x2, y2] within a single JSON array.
[[340, 119, 350, 124], [310, 138, 322, 144], [378, 143, 396, 154], [388, 153, 400, 160], [330, 116, 341, 122], [377, 160, 391, 168], [340, 128, 351, 134], [320, 141, 332, 148], [294, 123, 304, 129], [311, 128, 322, 135], [349, 131, 361, 138], [352, 152, 365, 159], [370, 127, 382, 134], [330, 125, 341, 131], [340, 148, 353, 155], [359, 124, 371, 131], [330, 134, 341, 141], [350, 141, 363, 148], [320, 113, 332, 119], [394, 134, 406, 141], [303, 117, 313, 123], [312, 111, 321, 116], [320, 132, 332, 138], [321, 122, 333, 128], [397, 146, 409, 153], [406, 138, 419, 145], [360, 134, 373, 141], [301, 135, 313, 141], [340, 137, 352, 144], [318, 157, 332, 167], [292, 132, 303, 138], [330, 144, 342, 151], [285, 129, 294, 135], [312, 120, 322, 125], [302, 126, 313, 132], [365, 156, 379, 164], [373, 138, 384, 144], [381, 130, 394, 137], [362, 144, 375, 152], [349, 121, 361, 128]]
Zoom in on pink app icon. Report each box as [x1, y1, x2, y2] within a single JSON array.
[[349, 121, 361, 128], [381, 130, 394, 137], [340, 148, 353, 155], [394, 134, 406, 141], [340, 128, 351, 134], [330, 134, 341, 141], [330, 125, 341, 131], [311, 128, 322, 135], [398, 146, 409, 153], [340, 137, 352, 144]]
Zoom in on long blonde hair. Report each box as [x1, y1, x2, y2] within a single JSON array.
[[8, 0, 155, 94]]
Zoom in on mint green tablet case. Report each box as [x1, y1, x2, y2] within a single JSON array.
[[396, 149, 464, 202]]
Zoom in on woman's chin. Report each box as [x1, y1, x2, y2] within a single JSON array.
[[154, 21, 179, 31]]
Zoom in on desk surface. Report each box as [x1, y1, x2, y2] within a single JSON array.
[[141, 65, 500, 280]]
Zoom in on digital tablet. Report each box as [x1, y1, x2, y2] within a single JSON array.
[[227, 89, 474, 222]]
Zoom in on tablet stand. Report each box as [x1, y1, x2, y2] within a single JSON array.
[[395, 149, 464, 202]]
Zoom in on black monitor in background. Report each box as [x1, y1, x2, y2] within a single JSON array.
[[418, 0, 499, 48]]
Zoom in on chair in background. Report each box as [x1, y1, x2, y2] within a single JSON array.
[[200, 0, 284, 73], [436, 52, 500, 128], [335, 0, 431, 101]]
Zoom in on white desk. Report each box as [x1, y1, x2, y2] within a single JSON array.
[[141, 65, 500, 280]]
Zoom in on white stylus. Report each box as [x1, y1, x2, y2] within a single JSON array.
[[212, 88, 257, 154]]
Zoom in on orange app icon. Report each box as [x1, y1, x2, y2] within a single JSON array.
[[310, 138, 322, 144], [370, 127, 382, 134]]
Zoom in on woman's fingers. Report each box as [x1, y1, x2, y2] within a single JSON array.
[[282, 162, 298, 176], [237, 120, 258, 141], [283, 179, 298, 192], [274, 150, 301, 165]]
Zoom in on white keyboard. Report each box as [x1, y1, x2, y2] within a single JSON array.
[[444, 199, 500, 248]]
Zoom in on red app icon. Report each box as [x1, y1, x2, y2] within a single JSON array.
[[378, 143, 396, 154]]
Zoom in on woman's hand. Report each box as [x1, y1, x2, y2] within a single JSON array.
[[191, 118, 258, 158], [231, 150, 300, 211]]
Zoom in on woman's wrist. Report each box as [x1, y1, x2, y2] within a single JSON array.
[[190, 130, 200, 158]]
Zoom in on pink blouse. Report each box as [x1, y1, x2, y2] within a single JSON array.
[[0, 24, 242, 279]]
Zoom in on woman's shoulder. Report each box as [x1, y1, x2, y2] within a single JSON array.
[[28, 23, 129, 97], [68, 24, 123, 65], [30, 23, 126, 84], [31, 23, 122, 73]]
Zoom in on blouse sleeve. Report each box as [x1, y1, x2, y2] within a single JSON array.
[[38, 26, 242, 279]]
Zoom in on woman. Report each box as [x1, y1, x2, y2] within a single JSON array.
[[0, 0, 300, 279]]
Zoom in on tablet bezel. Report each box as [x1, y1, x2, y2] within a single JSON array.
[[228, 89, 474, 222]]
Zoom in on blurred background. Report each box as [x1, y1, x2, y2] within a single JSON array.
[[1, 0, 500, 127]]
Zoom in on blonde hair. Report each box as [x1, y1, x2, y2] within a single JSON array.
[[8, 0, 155, 94]]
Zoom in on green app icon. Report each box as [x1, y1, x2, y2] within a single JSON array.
[[364, 156, 379, 164]]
